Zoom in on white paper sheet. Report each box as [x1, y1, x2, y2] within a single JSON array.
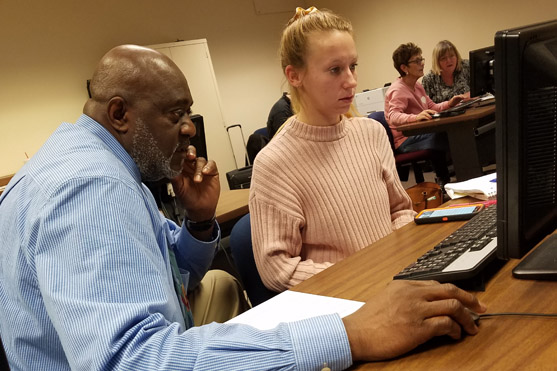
[[226, 291, 364, 330]]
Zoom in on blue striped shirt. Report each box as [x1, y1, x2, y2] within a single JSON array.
[[0, 115, 352, 370]]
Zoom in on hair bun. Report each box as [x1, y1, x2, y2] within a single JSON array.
[[293, 6, 318, 20]]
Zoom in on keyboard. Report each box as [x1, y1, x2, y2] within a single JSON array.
[[432, 96, 485, 118], [394, 205, 498, 283]]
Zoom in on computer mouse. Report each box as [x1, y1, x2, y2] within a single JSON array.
[[467, 309, 481, 326]]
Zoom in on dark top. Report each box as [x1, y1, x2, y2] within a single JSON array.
[[422, 60, 470, 103], [266, 92, 293, 139]]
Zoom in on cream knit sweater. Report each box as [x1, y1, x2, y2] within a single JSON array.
[[249, 115, 415, 292]]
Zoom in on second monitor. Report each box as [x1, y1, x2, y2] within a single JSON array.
[[470, 46, 495, 98]]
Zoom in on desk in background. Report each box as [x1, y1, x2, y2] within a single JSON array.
[[396, 105, 496, 181], [216, 188, 250, 236], [0, 174, 14, 196], [1, 176, 248, 235], [291, 209, 557, 370]]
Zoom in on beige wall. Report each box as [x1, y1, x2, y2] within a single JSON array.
[[1, 0, 556, 176], [318, 0, 557, 91]]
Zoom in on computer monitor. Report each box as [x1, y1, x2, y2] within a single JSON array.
[[469, 46, 495, 97], [190, 114, 208, 160], [495, 19, 557, 260]]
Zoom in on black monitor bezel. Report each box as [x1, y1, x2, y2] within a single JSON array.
[[495, 19, 557, 260], [470, 46, 495, 98], [190, 114, 208, 161]]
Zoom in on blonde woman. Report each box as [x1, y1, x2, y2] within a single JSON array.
[[249, 8, 415, 293], [422, 40, 471, 103]]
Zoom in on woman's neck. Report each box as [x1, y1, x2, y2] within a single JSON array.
[[440, 70, 454, 86], [402, 75, 419, 89], [297, 108, 342, 127]]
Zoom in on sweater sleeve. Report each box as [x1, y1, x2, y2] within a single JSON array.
[[372, 121, 416, 228], [426, 94, 450, 111], [249, 155, 333, 292], [250, 198, 333, 292], [384, 86, 418, 126], [385, 81, 450, 126]]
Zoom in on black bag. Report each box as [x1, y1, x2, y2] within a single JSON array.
[[226, 124, 255, 190], [226, 165, 252, 190]]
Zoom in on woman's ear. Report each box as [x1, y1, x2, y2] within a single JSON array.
[[107, 97, 130, 134], [285, 65, 303, 88]]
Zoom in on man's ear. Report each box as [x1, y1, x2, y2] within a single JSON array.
[[107, 97, 130, 134], [285, 65, 303, 88]]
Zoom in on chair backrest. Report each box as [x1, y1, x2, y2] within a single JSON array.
[[246, 131, 269, 165], [368, 111, 395, 151], [367, 111, 434, 184], [229, 214, 277, 306], [253, 127, 268, 138]]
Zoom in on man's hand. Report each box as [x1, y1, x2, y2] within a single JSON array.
[[170, 145, 220, 223], [342, 280, 486, 361]]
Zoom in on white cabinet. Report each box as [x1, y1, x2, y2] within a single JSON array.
[[148, 40, 236, 191]]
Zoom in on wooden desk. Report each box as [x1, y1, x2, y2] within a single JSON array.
[[215, 188, 249, 236], [1, 175, 248, 229], [215, 188, 249, 224], [291, 217, 557, 370], [0, 174, 14, 196], [396, 105, 496, 181]]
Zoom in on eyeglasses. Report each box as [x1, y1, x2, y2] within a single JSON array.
[[407, 57, 425, 65], [439, 54, 456, 62]]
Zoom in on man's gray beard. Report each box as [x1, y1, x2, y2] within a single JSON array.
[[130, 117, 181, 182]]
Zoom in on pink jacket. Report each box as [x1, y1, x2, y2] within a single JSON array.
[[384, 78, 449, 149]]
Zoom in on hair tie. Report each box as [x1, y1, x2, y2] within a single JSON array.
[[293, 6, 318, 20]]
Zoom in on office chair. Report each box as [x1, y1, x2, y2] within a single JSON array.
[[228, 214, 277, 307], [368, 111, 435, 184], [245, 127, 269, 166]]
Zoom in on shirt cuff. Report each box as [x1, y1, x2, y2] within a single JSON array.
[[180, 220, 221, 246], [287, 314, 352, 371]]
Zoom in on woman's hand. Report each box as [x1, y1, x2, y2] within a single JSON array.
[[448, 94, 466, 107], [416, 109, 437, 121]]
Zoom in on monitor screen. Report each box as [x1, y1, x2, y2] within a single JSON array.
[[470, 46, 495, 98], [495, 19, 557, 260], [190, 114, 208, 160]]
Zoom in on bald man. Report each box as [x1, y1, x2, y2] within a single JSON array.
[[0, 45, 485, 370], [0, 45, 253, 369]]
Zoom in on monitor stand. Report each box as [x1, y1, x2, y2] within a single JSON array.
[[512, 234, 557, 280]]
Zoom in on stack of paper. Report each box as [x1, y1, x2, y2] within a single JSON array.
[[444, 172, 497, 200]]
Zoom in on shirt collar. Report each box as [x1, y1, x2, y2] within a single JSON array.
[[75, 114, 142, 184]]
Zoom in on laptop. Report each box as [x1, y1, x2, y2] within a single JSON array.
[[512, 234, 557, 280]]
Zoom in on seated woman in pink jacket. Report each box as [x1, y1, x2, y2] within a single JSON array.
[[249, 8, 415, 293], [384, 42, 465, 185]]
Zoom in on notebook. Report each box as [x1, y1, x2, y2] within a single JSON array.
[[513, 234, 557, 280]]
